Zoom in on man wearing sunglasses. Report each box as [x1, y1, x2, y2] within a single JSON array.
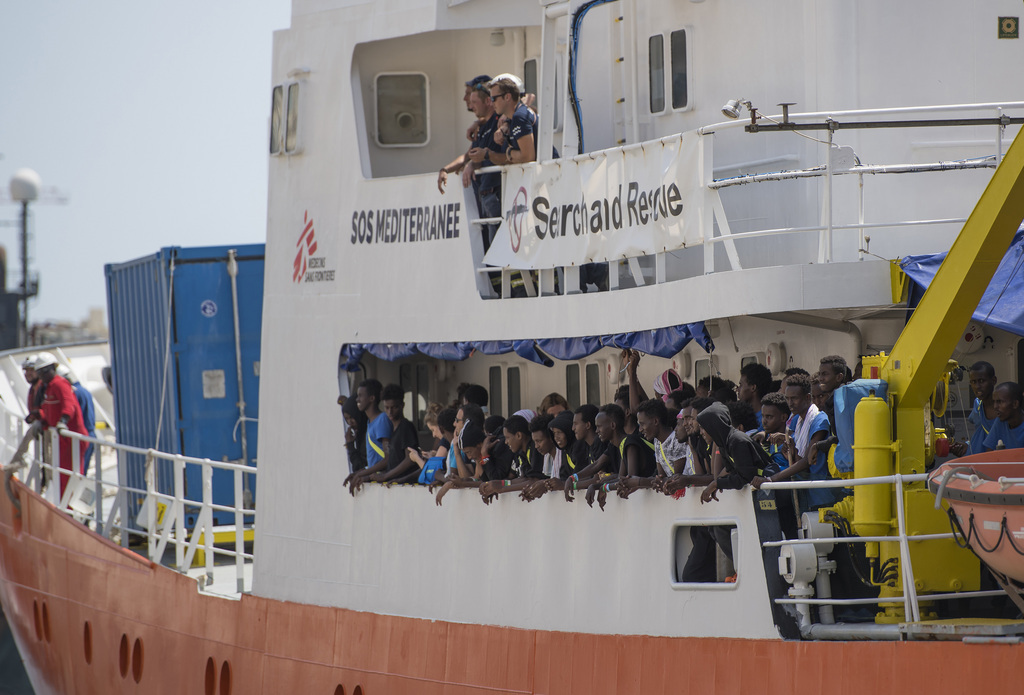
[[488, 76, 536, 165]]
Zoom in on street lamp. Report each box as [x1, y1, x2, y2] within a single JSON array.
[[9, 168, 41, 347]]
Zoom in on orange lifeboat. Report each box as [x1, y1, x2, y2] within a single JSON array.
[[929, 452, 1024, 584]]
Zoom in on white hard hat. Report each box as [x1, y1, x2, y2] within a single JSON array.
[[33, 352, 58, 371], [21, 354, 38, 370], [490, 73, 525, 94], [56, 364, 70, 379]]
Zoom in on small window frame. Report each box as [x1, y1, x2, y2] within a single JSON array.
[[670, 518, 741, 591], [648, 34, 667, 115], [269, 80, 304, 156], [669, 27, 694, 113], [373, 71, 431, 149]]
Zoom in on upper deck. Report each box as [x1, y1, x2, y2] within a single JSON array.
[[264, 0, 1024, 349]]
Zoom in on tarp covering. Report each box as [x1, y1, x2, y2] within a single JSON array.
[[340, 322, 714, 371], [900, 226, 1024, 337]]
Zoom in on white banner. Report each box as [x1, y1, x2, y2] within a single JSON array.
[[484, 132, 705, 269]]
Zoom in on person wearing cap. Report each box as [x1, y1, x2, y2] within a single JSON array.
[[463, 74, 490, 113], [28, 353, 88, 498], [58, 365, 97, 473]]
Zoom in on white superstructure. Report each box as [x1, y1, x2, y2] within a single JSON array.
[[254, 0, 1024, 638]]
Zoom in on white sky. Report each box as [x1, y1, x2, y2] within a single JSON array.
[[0, 1, 291, 324]]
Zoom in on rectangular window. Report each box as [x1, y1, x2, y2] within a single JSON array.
[[566, 364, 581, 411], [286, 83, 300, 152], [585, 363, 601, 406], [670, 29, 688, 110], [270, 86, 283, 154], [375, 73, 429, 147], [672, 522, 738, 587], [649, 35, 665, 113], [507, 367, 521, 414], [524, 58, 538, 110], [695, 358, 712, 389], [524, 56, 562, 131], [489, 366, 503, 417], [741, 355, 759, 369], [399, 364, 414, 423], [416, 363, 429, 429]]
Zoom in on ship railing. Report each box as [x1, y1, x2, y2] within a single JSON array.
[[759, 473, 998, 627], [472, 100, 1024, 299], [1, 412, 255, 595]]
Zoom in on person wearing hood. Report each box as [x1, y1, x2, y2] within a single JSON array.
[[697, 402, 765, 504], [521, 410, 576, 501]]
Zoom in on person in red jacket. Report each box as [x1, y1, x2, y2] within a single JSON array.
[[28, 352, 88, 499]]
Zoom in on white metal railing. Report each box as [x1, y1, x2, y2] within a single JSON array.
[[760, 472, 994, 625], [0, 401, 255, 595], [472, 101, 1024, 298]]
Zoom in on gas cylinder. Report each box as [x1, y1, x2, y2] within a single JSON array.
[[852, 391, 893, 539]]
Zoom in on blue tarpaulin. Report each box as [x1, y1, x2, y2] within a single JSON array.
[[900, 227, 1024, 337], [340, 322, 714, 371]]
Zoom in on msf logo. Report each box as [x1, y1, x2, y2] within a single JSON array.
[[293, 211, 318, 283], [505, 187, 529, 253]]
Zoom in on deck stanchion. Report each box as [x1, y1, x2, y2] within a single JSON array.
[[203, 463, 214, 585], [93, 441, 103, 533], [174, 456, 186, 571], [894, 474, 922, 622], [145, 451, 157, 560], [235, 468, 244, 593]]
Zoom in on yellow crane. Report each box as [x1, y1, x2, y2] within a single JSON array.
[[832, 126, 1024, 623]]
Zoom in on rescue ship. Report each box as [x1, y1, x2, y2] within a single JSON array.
[[2, 1, 1024, 692]]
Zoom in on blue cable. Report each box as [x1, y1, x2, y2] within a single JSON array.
[[568, 0, 619, 153]]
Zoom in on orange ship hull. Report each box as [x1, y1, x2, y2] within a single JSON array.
[[0, 478, 1020, 695]]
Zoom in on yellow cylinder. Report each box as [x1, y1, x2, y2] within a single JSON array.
[[852, 392, 893, 538]]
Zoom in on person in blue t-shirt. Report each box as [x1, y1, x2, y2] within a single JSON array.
[[344, 379, 391, 494], [772, 373, 838, 510], [983, 382, 1024, 451], [58, 365, 97, 473], [951, 361, 998, 457]]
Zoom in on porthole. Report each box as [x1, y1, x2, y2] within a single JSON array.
[[205, 657, 216, 695], [132, 638, 144, 683], [41, 602, 51, 643], [83, 621, 92, 665], [220, 660, 232, 695], [32, 600, 41, 641], [118, 634, 129, 678]]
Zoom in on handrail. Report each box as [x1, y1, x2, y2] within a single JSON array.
[[762, 470, 947, 624], [469, 101, 1021, 299], [0, 397, 256, 595]]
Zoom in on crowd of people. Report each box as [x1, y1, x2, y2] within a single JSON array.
[[338, 352, 1024, 580]]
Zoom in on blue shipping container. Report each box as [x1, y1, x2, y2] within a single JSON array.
[[105, 244, 264, 529]]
